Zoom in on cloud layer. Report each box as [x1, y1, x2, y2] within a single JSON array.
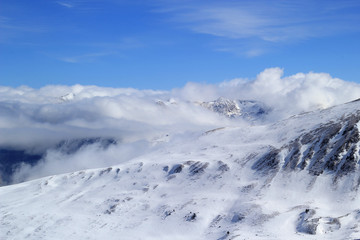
[[2, 68, 360, 183], [2, 68, 360, 147], [175, 68, 360, 119]]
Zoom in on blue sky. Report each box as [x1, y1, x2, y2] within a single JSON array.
[[1, 0, 360, 90]]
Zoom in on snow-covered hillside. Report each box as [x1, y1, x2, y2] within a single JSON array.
[[2, 98, 360, 239]]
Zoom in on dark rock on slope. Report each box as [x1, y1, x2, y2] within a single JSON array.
[[253, 111, 360, 184]]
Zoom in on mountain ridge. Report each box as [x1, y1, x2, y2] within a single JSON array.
[[2, 99, 360, 239], [200, 97, 271, 121]]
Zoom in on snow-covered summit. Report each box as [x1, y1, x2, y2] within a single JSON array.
[[201, 97, 241, 118], [200, 97, 270, 120]]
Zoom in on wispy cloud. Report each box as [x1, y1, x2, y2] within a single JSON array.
[[155, 0, 360, 55], [0, 15, 45, 43], [57, 38, 143, 63], [88, 37, 144, 50], [160, 0, 360, 41], [59, 51, 117, 63], [56, 1, 74, 8]]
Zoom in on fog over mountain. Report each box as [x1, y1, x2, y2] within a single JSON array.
[[1, 68, 360, 239], [1, 68, 360, 184]]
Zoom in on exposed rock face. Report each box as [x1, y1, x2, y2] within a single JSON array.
[[252, 148, 281, 175], [201, 97, 241, 118], [237, 100, 270, 120], [55, 137, 117, 154], [200, 97, 270, 120], [297, 208, 341, 235], [253, 111, 360, 183], [168, 164, 184, 175], [297, 209, 318, 234]]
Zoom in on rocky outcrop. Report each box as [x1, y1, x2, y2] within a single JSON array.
[[253, 112, 360, 183], [201, 97, 270, 120]]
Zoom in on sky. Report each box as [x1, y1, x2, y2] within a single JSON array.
[[1, 0, 360, 89]]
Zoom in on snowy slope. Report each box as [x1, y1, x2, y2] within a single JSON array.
[[2, 100, 360, 239]]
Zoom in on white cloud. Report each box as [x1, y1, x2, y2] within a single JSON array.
[[1, 68, 359, 136], [12, 140, 150, 183], [174, 67, 360, 119], [2, 68, 360, 183]]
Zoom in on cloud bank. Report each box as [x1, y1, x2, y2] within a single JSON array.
[[174, 68, 360, 119], [1, 68, 360, 183]]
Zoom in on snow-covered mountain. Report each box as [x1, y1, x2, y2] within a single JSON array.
[[200, 97, 270, 121], [2, 98, 360, 239]]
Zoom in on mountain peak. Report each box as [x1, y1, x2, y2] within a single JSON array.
[[201, 97, 270, 121]]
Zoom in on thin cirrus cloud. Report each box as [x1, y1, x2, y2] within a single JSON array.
[[160, 0, 360, 41], [155, 0, 360, 55], [56, 1, 74, 8], [59, 51, 118, 63], [0, 15, 45, 43], [58, 38, 143, 63]]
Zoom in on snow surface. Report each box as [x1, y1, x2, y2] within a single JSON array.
[[2, 99, 360, 239]]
